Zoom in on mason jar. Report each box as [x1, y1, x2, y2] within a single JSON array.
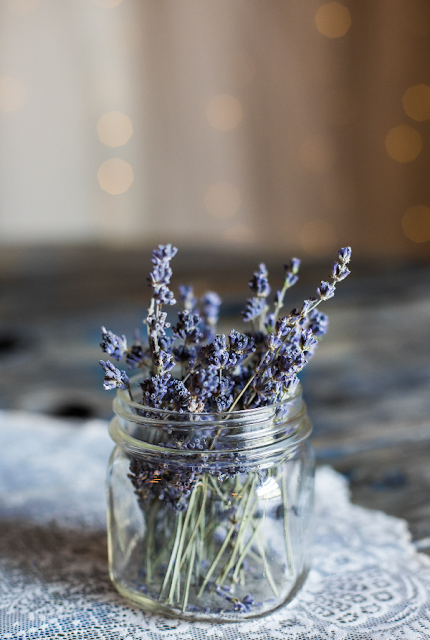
[[106, 378, 314, 622]]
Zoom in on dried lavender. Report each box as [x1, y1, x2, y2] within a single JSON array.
[[100, 243, 350, 413], [99, 243, 351, 614]]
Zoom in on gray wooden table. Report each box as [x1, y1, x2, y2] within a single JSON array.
[[1, 246, 429, 549]]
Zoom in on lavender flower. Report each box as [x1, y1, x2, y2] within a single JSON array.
[[317, 280, 336, 301], [242, 263, 271, 327], [125, 343, 149, 369], [148, 244, 178, 306], [187, 365, 219, 401], [147, 311, 170, 340], [201, 291, 222, 339], [99, 244, 351, 412], [300, 328, 318, 353], [178, 285, 197, 311], [153, 349, 175, 374], [242, 297, 267, 322], [128, 456, 199, 513], [307, 309, 329, 337], [167, 379, 191, 411], [100, 327, 127, 361], [215, 585, 256, 613], [99, 360, 130, 391], [139, 373, 171, 408], [249, 263, 270, 297], [229, 330, 255, 359], [198, 335, 231, 370], [173, 311, 203, 344]]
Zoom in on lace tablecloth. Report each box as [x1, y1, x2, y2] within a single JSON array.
[[1, 410, 430, 640]]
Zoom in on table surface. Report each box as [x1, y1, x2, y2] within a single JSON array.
[[1, 248, 429, 547]]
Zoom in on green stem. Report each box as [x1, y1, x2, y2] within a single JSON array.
[[146, 499, 159, 583], [158, 512, 183, 601], [256, 531, 279, 597], [216, 477, 258, 586], [231, 296, 325, 412], [232, 518, 263, 583], [208, 475, 231, 504], [179, 477, 207, 570], [182, 539, 196, 612], [167, 482, 202, 604], [281, 473, 295, 576], [197, 522, 236, 598]]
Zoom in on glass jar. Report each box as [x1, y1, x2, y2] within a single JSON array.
[[106, 379, 314, 622]]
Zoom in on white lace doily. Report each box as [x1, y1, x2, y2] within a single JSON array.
[[1, 410, 430, 640]]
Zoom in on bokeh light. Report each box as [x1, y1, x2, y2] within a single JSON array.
[[402, 84, 430, 122], [299, 220, 337, 257], [97, 111, 133, 147], [206, 95, 243, 131], [315, 3, 352, 38], [401, 205, 430, 243], [204, 182, 241, 219], [223, 224, 255, 243], [97, 158, 134, 194], [0, 76, 27, 112], [93, 0, 123, 8], [7, 0, 40, 15], [385, 125, 422, 162], [300, 134, 336, 173]]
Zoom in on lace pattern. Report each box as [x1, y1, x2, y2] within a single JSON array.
[[1, 410, 430, 639]]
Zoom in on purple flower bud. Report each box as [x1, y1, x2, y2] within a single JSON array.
[[267, 333, 283, 351], [201, 291, 222, 325], [308, 309, 329, 337], [249, 263, 271, 297], [300, 328, 318, 353], [242, 297, 267, 322], [153, 349, 175, 373], [288, 257, 301, 274], [317, 281, 336, 300], [338, 246, 352, 263], [173, 310, 203, 343], [100, 327, 127, 361], [147, 312, 170, 338], [99, 360, 130, 391], [285, 273, 299, 288], [178, 284, 197, 311], [125, 344, 148, 369], [139, 372, 171, 407], [300, 299, 316, 316], [152, 244, 178, 262], [282, 375, 299, 395]]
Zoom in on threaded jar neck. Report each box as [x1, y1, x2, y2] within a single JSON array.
[[109, 381, 312, 471]]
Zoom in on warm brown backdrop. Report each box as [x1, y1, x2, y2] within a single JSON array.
[[0, 0, 430, 261]]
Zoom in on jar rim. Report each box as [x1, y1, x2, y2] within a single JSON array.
[[110, 377, 310, 466], [116, 375, 302, 420]]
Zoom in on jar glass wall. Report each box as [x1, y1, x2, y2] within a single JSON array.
[[107, 381, 314, 622]]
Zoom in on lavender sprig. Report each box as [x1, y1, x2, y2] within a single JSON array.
[[100, 327, 127, 361], [99, 244, 351, 413], [230, 247, 351, 410], [269, 257, 301, 331], [242, 264, 270, 330], [99, 360, 132, 399]]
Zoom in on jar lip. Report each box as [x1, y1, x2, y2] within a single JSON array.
[[117, 375, 302, 419]]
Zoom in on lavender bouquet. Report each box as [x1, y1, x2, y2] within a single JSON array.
[[101, 244, 351, 620]]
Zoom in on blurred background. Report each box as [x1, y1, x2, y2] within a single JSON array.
[[1, 0, 430, 541]]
